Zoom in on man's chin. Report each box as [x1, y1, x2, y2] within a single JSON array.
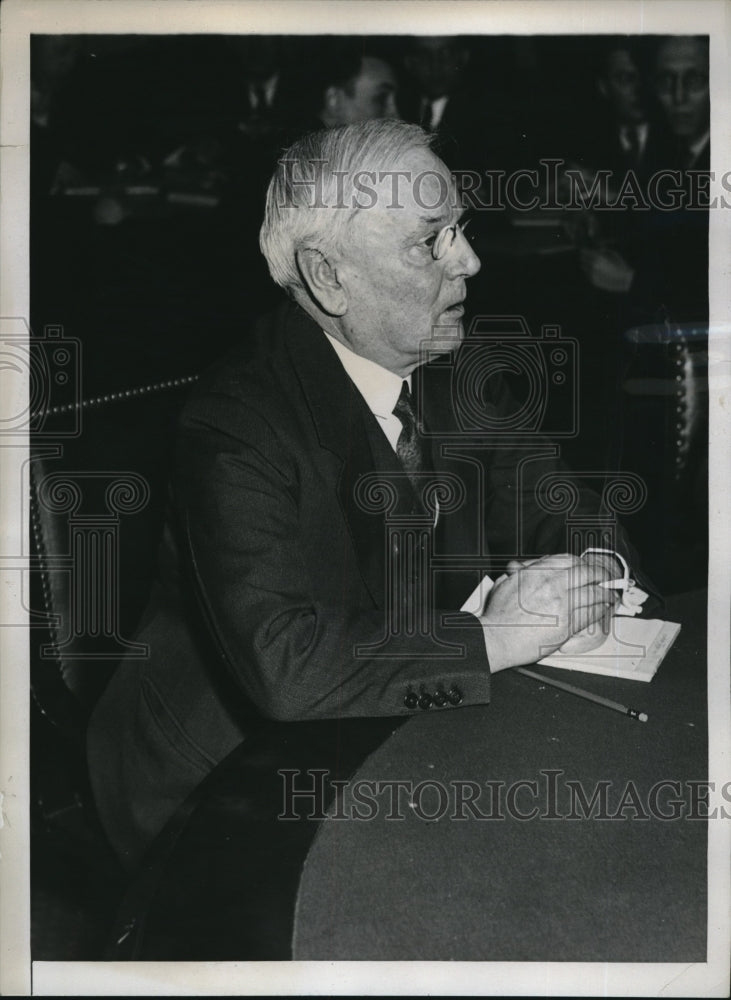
[[427, 319, 464, 358], [435, 311, 465, 336]]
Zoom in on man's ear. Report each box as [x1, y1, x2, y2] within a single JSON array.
[[295, 247, 348, 316]]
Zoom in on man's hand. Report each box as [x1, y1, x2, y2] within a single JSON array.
[[478, 553, 619, 671], [557, 550, 625, 653]]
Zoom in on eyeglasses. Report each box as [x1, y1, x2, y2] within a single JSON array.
[[581, 546, 648, 615], [431, 216, 474, 261]]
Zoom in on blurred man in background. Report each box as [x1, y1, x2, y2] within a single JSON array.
[[276, 38, 398, 134], [402, 35, 470, 132], [579, 35, 709, 317], [399, 36, 476, 172], [653, 35, 709, 170], [596, 41, 649, 172]]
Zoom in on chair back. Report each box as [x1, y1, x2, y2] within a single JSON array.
[[620, 322, 708, 590], [30, 376, 198, 731]]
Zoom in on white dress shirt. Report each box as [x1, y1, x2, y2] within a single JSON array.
[[325, 332, 441, 533], [324, 332, 409, 453], [420, 95, 449, 131], [247, 72, 279, 112], [619, 122, 649, 161], [686, 130, 710, 168]]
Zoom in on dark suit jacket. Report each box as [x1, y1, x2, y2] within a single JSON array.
[[88, 300, 631, 868]]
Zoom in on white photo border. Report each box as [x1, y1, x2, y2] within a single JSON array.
[[1, 0, 729, 996]]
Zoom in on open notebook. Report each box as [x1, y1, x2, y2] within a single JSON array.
[[461, 574, 681, 682]]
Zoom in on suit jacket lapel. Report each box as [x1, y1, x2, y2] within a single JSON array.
[[284, 306, 390, 607], [283, 305, 485, 611]]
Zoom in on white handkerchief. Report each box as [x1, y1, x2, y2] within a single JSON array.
[[460, 574, 495, 616], [615, 583, 649, 616]]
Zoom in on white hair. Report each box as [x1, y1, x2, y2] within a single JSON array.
[[259, 119, 435, 294]]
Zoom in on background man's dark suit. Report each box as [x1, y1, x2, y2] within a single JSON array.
[[89, 300, 630, 868]]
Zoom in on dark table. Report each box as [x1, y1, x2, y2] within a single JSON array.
[[113, 591, 707, 961]]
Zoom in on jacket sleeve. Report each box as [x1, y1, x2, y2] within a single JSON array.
[[175, 388, 491, 723]]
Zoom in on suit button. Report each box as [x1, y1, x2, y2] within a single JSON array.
[[432, 689, 447, 707], [447, 686, 463, 706], [404, 692, 418, 710], [418, 692, 433, 710]]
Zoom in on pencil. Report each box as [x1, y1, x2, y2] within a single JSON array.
[[515, 666, 648, 722]]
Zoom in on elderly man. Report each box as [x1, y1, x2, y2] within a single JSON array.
[[88, 120, 630, 869]]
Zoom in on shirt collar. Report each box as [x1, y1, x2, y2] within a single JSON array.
[[247, 72, 279, 109], [430, 95, 449, 129], [619, 122, 648, 149], [689, 130, 710, 160], [324, 332, 409, 420]]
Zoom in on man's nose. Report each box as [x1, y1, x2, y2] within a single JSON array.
[[672, 74, 687, 105], [451, 228, 481, 277], [386, 93, 399, 117]]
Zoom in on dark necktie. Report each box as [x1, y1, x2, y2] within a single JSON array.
[[393, 380, 432, 486], [419, 98, 433, 131]]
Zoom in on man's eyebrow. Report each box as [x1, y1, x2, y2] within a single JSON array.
[[414, 208, 466, 230], [417, 214, 447, 227]]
